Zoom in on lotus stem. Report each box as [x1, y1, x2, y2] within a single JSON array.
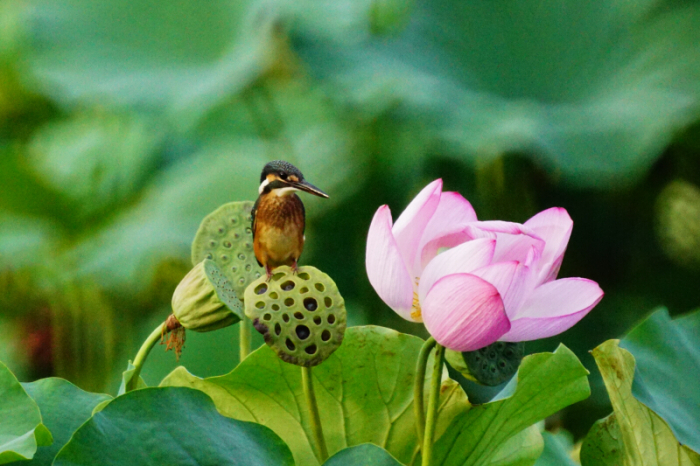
[[302, 366, 329, 463], [240, 316, 251, 361], [126, 324, 164, 392], [414, 336, 437, 444], [422, 343, 445, 466]]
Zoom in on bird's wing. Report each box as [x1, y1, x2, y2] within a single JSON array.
[[251, 197, 263, 267]]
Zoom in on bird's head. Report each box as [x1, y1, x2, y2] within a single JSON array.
[[258, 160, 329, 199]]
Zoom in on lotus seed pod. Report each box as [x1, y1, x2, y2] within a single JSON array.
[[172, 259, 243, 332], [191, 201, 265, 298], [244, 266, 346, 367], [445, 341, 524, 386]]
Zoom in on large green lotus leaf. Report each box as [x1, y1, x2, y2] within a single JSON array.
[[161, 326, 470, 466], [297, 0, 700, 187], [23, 0, 277, 126], [487, 425, 543, 466], [0, 362, 52, 463], [21, 378, 111, 466], [52, 387, 293, 466], [323, 444, 403, 466], [580, 414, 623, 466], [589, 340, 700, 466], [432, 345, 589, 466], [27, 112, 162, 215], [619, 308, 700, 453], [533, 431, 577, 466]]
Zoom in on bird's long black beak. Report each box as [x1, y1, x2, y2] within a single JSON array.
[[293, 180, 329, 198]]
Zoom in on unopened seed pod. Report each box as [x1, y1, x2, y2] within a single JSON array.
[[172, 259, 244, 332], [191, 201, 265, 298], [445, 341, 524, 386], [244, 266, 346, 367]]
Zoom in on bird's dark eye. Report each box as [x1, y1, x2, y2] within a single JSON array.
[[279, 172, 287, 179]]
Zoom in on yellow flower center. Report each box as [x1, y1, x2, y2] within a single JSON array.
[[411, 278, 422, 322]]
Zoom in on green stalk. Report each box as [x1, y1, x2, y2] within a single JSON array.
[[240, 315, 252, 361], [126, 324, 163, 392], [422, 343, 445, 466], [302, 366, 329, 463], [413, 337, 437, 444]]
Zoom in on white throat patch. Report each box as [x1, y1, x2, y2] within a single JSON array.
[[258, 179, 270, 194]]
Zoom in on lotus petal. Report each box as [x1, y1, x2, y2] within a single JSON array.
[[366, 205, 416, 320], [423, 274, 510, 351]]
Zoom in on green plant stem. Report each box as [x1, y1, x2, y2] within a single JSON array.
[[126, 324, 163, 392], [240, 316, 251, 361], [422, 343, 445, 466], [414, 336, 437, 444], [302, 366, 329, 463]]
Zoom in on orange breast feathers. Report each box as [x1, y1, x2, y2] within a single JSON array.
[[253, 193, 306, 269]]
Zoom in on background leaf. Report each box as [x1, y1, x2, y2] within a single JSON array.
[[296, 0, 700, 187], [580, 414, 623, 466], [21, 378, 111, 466], [533, 431, 577, 466], [0, 361, 52, 464], [53, 387, 294, 466], [24, 0, 278, 125], [161, 325, 470, 466], [620, 308, 700, 453], [433, 345, 589, 466], [26, 112, 162, 216], [589, 340, 700, 465]]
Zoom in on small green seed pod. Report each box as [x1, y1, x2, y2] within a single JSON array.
[[445, 341, 524, 386], [244, 266, 346, 367], [191, 201, 265, 298], [172, 259, 244, 332]]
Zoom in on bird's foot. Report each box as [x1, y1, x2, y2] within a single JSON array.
[[265, 265, 273, 282], [291, 260, 299, 275]]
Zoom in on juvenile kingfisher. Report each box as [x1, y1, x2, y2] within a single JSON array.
[[252, 160, 328, 279]]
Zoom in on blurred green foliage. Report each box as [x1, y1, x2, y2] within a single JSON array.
[[1, 0, 699, 442]]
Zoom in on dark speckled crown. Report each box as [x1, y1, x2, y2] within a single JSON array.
[[260, 161, 304, 183]]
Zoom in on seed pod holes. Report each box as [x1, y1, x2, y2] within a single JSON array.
[[445, 341, 525, 386], [245, 265, 346, 367], [191, 201, 264, 298]]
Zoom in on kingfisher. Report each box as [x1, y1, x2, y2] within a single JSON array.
[[252, 160, 328, 279]]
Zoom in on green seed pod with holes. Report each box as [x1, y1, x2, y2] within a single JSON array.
[[191, 201, 265, 299], [172, 259, 244, 332], [445, 341, 524, 386], [244, 265, 346, 367]]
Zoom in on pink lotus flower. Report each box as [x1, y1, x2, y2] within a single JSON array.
[[366, 180, 603, 351]]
